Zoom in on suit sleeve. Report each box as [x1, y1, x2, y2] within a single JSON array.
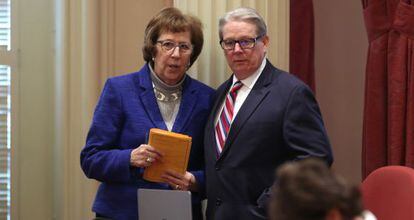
[[80, 79, 136, 183], [256, 84, 333, 212], [282, 84, 333, 164]]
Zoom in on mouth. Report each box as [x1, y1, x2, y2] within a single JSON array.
[[168, 64, 181, 69], [233, 59, 247, 64]]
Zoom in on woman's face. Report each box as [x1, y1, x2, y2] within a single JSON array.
[[153, 31, 192, 85]]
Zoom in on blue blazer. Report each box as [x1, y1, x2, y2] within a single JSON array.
[[81, 64, 214, 220], [204, 60, 333, 220]]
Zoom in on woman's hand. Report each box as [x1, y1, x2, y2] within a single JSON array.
[[130, 144, 163, 168], [162, 170, 198, 192]]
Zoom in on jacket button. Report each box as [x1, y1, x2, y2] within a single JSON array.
[[215, 198, 222, 206], [215, 166, 220, 171]]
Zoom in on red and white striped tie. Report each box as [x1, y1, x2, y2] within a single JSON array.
[[215, 81, 243, 155]]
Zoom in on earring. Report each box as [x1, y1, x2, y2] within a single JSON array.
[[152, 57, 155, 61]]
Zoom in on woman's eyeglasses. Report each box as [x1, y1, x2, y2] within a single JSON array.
[[157, 40, 193, 54], [220, 35, 264, 50]]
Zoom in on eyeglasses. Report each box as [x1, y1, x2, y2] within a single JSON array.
[[157, 40, 193, 54], [220, 35, 264, 50]]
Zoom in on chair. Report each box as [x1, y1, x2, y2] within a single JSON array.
[[361, 166, 414, 220]]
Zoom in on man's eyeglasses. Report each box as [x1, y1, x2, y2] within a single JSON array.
[[220, 35, 264, 50], [157, 40, 193, 54]]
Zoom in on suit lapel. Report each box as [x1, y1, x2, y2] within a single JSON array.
[[137, 65, 168, 130], [172, 77, 197, 133], [218, 61, 275, 160]]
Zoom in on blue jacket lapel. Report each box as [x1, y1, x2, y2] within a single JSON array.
[[136, 64, 199, 133], [172, 76, 197, 133], [136, 64, 168, 130]]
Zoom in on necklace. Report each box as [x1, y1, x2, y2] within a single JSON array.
[[148, 63, 184, 102], [154, 87, 181, 102]]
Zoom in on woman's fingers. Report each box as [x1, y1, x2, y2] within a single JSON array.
[[146, 145, 164, 157], [130, 144, 163, 168], [141, 144, 163, 161], [161, 171, 197, 191], [162, 172, 185, 190]]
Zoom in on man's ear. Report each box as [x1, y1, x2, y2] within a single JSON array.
[[262, 35, 270, 47], [326, 208, 342, 220]]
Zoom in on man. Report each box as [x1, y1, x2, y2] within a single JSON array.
[[204, 7, 333, 220]]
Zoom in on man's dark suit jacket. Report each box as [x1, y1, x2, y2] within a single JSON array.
[[204, 60, 333, 220]]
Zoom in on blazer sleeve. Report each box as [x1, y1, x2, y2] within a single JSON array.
[[256, 84, 333, 212], [80, 78, 135, 183], [283, 84, 333, 164]]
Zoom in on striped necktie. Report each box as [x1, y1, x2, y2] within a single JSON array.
[[215, 81, 243, 155]]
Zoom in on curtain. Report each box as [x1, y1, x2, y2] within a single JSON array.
[[290, 0, 315, 92], [55, 0, 103, 219], [362, 0, 414, 178]]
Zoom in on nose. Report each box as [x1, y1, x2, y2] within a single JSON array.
[[233, 42, 243, 52], [171, 46, 181, 57]]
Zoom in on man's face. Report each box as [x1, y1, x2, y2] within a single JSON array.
[[221, 21, 269, 80]]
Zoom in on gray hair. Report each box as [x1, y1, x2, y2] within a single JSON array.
[[218, 7, 267, 40]]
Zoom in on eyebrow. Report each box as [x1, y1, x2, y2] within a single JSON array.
[[157, 39, 191, 43], [223, 36, 256, 40]]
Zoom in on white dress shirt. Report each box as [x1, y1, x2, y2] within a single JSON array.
[[214, 58, 267, 126]]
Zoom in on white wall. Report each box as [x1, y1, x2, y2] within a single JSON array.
[[314, 0, 367, 183]]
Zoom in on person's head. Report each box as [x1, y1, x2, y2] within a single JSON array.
[[270, 158, 364, 220], [218, 7, 269, 80], [143, 7, 203, 85]]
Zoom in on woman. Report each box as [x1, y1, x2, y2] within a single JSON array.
[[80, 7, 214, 220]]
